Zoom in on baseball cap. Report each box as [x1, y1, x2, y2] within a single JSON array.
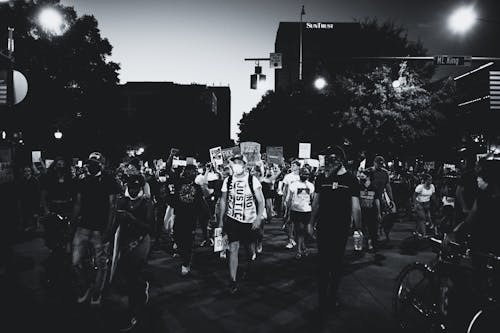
[[88, 151, 105, 164], [324, 145, 346, 162], [230, 154, 247, 164], [374, 156, 386, 165]]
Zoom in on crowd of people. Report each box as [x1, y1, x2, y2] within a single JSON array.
[[10, 145, 500, 330]]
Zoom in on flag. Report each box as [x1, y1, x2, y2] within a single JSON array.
[[301, 5, 305, 16]]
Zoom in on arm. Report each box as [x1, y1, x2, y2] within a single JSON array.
[[308, 193, 320, 235], [72, 193, 82, 223], [41, 189, 50, 216], [454, 199, 478, 233], [218, 191, 227, 228], [104, 194, 118, 241], [374, 198, 381, 221], [351, 197, 362, 230], [252, 187, 265, 230]]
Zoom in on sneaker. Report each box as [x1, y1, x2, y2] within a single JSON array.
[[295, 253, 302, 260], [144, 281, 150, 305], [251, 252, 257, 261], [220, 251, 226, 259], [199, 240, 208, 247], [172, 243, 178, 250], [77, 287, 91, 304], [90, 293, 102, 306], [285, 241, 294, 249], [119, 317, 138, 332], [181, 265, 190, 276], [209, 238, 215, 247], [290, 239, 297, 246], [229, 281, 239, 295], [256, 243, 263, 254]]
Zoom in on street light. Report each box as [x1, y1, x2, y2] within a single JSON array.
[[314, 77, 327, 90], [38, 7, 68, 36], [54, 130, 63, 139], [448, 6, 477, 34]]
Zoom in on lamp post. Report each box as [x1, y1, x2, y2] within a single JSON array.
[[314, 77, 327, 90]]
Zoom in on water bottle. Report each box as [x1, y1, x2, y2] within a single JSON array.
[[353, 230, 363, 251]]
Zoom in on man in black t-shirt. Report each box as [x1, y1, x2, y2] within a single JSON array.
[[71, 152, 121, 306], [308, 146, 362, 320]]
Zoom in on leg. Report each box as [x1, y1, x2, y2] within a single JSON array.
[[126, 235, 150, 317], [228, 241, 240, 282], [90, 231, 109, 299], [414, 203, 426, 236], [72, 227, 90, 295]]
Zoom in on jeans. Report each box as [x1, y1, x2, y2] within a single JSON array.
[[120, 234, 150, 317], [174, 217, 197, 267], [72, 227, 109, 296], [415, 201, 431, 235]]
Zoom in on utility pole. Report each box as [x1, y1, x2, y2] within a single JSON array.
[[299, 5, 305, 81]]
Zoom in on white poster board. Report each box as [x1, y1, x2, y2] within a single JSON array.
[[298, 143, 311, 159], [209, 147, 223, 167], [31, 151, 42, 163], [214, 227, 223, 252]]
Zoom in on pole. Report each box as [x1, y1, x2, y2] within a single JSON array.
[[299, 5, 305, 81]]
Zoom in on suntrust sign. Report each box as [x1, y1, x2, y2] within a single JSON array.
[[305, 22, 334, 29]]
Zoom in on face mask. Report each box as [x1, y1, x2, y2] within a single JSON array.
[[300, 175, 309, 182], [88, 161, 102, 176], [126, 188, 144, 200], [232, 164, 244, 175], [159, 176, 167, 183]]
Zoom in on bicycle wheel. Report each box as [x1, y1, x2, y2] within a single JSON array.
[[467, 305, 499, 333], [393, 262, 438, 332]]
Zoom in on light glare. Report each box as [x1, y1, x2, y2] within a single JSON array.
[[448, 6, 477, 34]]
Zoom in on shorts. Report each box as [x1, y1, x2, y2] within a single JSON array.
[[224, 217, 255, 244], [290, 211, 311, 236]]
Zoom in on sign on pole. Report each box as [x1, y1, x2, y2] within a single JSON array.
[[298, 143, 311, 159], [270, 53, 282, 69], [209, 147, 223, 167], [240, 141, 261, 167], [433, 55, 471, 66], [266, 146, 284, 165]]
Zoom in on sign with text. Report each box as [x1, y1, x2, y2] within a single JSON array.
[[221, 146, 241, 165], [298, 143, 311, 159], [240, 141, 261, 167], [318, 155, 325, 167], [270, 53, 282, 69], [209, 147, 223, 167], [433, 55, 471, 66], [424, 161, 435, 170], [31, 151, 42, 163], [266, 146, 284, 165], [214, 227, 223, 252]]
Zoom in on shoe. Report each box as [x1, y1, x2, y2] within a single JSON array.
[[90, 293, 102, 306], [229, 281, 239, 295], [285, 242, 294, 249], [251, 252, 257, 261], [144, 281, 149, 305], [172, 243, 178, 250], [290, 239, 297, 246], [199, 240, 208, 247], [77, 287, 91, 304], [181, 265, 190, 276], [295, 253, 302, 260], [256, 243, 263, 254], [220, 251, 226, 259], [209, 238, 214, 246], [119, 317, 138, 332], [368, 239, 374, 251]]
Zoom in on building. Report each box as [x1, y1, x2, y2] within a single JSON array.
[[118, 82, 231, 160], [274, 21, 362, 91]]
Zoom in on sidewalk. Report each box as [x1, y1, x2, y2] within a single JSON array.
[[1, 216, 435, 333]]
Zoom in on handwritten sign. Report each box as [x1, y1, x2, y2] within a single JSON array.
[[240, 142, 261, 167], [222, 146, 241, 165], [209, 147, 223, 167], [266, 146, 284, 165], [298, 143, 311, 159]]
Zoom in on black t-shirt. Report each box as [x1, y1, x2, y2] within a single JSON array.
[[171, 179, 207, 222], [208, 178, 224, 199], [314, 171, 360, 231], [17, 177, 40, 211], [471, 190, 500, 255], [117, 196, 154, 245], [359, 183, 379, 215], [458, 169, 478, 210], [77, 173, 121, 231], [40, 172, 76, 203]]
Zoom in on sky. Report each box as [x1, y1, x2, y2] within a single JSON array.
[[62, 0, 500, 140]]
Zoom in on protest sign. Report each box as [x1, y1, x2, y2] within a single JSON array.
[[298, 143, 311, 159], [222, 146, 240, 165], [45, 159, 54, 168], [266, 146, 284, 165], [31, 151, 42, 163], [172, 157, 187, 168], [424, 161, 435, 170], [186, 157, 197, 165], [209, 147, 224, 167], [476, 154, 488, 162], [214, 227, 224, 252], [240, 142, 261, 167], [359, 159, 366, 170], [318, 155, 325, 167]]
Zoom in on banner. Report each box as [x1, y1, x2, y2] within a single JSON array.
[[240, 141, 261, 167], [222, 146, 240, 165], [424, 161, 435, 170], [209, 147, 223, 167], [266, 146, 284, 165], [298, 143, 311, 159]]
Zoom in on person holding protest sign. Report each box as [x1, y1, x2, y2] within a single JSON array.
[[218, 155, 265, 295]]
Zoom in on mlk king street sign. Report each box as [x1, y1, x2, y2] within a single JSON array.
[[433, 55, 471, 66]]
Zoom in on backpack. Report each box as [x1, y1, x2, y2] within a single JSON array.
[[226, 173, 258, 211]]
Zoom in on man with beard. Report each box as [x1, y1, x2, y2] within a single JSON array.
[[308, 146, 362, 320], [71, 152, 121, 306]]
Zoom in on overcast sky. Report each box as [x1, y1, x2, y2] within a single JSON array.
[[62, 0, 500, 140]]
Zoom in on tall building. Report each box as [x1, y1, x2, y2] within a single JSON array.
[[118, 82, 231, 159], [274, 21, 362, 92]]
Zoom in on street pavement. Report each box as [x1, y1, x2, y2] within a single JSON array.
[[1, 215, 436, 333]]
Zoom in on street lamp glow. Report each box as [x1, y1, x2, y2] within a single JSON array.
[[314, 77, 327, 90], [392, 79, 401, 89], [448, 6, 477, 34], [54, 130, 63, 139], [38, 7, 67, 36]]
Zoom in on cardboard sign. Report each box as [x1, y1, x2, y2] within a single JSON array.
[[209, 147, 224, 167], [77, 160, 83, 168], [222, 146, 241, 164], [45, 159, 54, 169], [318, 155, 325, 167], [240, 141, 261, 167], [172, 158, 187, 168], [214, 227, 223, 252], [266, 146, 284, 165], [424, 161, 435, 170], [31, 151, 42, 163], [298, 143, 311, 159], [186, 157, 197, 165]]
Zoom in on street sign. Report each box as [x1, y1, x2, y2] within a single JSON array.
[[0, 70, 7, 106], [433, 55, 471, 66], [270, 53, 282, 69], [490, 71, 500, 110]]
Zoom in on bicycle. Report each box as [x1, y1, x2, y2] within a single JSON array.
[[393, 234, 499, 332]]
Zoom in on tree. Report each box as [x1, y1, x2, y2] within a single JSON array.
[[0, 0, 120, 157], [238, 20, 457, 159]]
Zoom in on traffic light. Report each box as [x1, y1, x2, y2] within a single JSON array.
[[250, 74, 258, 89]]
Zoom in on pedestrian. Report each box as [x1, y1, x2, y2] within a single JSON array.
[[16, 166, 41, 233], [413, 173, 436, 236], [71, 152, 121, 306], [358, 169, 382, 252], [283, 160, 301, 249], [116, 175, 153, 331], [218, 154, 265, 294], [285, 167, 314, 259], [308, 146, 362, 320]]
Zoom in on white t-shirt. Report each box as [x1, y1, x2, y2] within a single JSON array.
[[415, 184, 435, 203], [283, 172, 300, 201], [289, 181, 315, 212], [222, 174, 262, 224]]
